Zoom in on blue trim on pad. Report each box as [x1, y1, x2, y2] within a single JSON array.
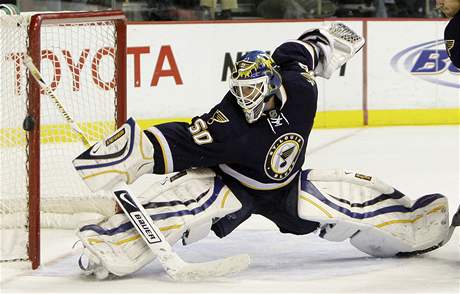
[[80, 177, 225, 236], [75, 118, 136, 171], [300, 170, 444, 219]]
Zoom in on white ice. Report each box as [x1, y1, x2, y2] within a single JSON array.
[[1, 125, 459, 294]]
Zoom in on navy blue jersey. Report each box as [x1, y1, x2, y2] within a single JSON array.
[[445, 12, 460, 68], [144, 41, 318, 192]]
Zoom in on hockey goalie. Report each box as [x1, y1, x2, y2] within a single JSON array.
[[72, 23, 459, 279]]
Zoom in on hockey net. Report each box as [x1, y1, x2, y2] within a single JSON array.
[[0, 10, 127, 269]]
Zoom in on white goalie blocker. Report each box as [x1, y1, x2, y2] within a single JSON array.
[[299, 22, 365, 79], [73, 117, 155, 192], [298, 169, 450, 257]]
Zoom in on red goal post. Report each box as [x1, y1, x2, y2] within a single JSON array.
[[0, 10, 127, 269]]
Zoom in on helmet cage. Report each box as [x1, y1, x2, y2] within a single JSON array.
[[229, 75, 269, 123], [229, 51, 282, 123], [230, 75, 269, 108]]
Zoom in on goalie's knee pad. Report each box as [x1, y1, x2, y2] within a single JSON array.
[[72, 117, 154, 192], [297, 169, 450, 257], [77, 169, 242, 277], [136, 169, 243, 245]]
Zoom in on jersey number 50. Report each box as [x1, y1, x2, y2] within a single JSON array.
[[189, 118, 213, 145]]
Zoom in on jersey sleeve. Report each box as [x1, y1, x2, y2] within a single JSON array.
[[272, 41, 318, 72], [143, 96, 238, 174], [272, 41, 319, 120], [445, 14, 460, 68]]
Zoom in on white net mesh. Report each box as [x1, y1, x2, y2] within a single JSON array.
[[1, 13, 122, 263], [1, 14, 30, 263]]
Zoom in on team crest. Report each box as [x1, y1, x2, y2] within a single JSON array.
[[301, 71, 316, 86], [207, 110, 229, 125], [264, 133, 304, 181], [298, 62, 316, 86]]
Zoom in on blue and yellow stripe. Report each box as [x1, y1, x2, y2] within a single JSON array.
[[80, 177, 224, 236], [299, 170, 445, 219]]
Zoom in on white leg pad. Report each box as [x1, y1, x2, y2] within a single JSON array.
[[350, 196, 449, 257], [298, 169, 450, 257], [77, 169, 242, 277], [77, 213, 156, 277]]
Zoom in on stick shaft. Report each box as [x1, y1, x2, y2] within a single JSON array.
[[24, 55, 91, 147]]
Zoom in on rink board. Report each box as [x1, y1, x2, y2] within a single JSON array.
[[125, 19, 459, 127]]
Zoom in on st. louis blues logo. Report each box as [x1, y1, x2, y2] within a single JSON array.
[[207, 109, 229, 125], [264, 133, 303, 181]]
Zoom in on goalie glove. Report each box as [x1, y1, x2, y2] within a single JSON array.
[[299, 22, 365, 79], [72, 117, 154, 192]]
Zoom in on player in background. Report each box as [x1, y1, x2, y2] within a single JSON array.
[[436, 0, 460, 67], [72, 23, 454, 278]]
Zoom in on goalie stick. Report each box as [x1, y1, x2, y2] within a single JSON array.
[[24, 56, 91, 147], [23, 55, 250, 281], [113, 185, 250, 280]]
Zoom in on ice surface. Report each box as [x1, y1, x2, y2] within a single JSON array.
[[1, 126, 459, 294]]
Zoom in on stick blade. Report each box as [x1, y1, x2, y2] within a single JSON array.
[[164, 253, 250, 281]]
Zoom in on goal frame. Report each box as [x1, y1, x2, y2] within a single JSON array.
[[26, 10, 127, 269]]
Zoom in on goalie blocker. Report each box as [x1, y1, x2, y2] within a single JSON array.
[[73, 117, 155, 192]]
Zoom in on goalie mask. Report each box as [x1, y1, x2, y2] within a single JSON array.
[[229, 51, 282, 123]]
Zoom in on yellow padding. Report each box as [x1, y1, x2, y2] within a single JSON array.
[[220, 188, 231, 208], [1, 109, 458, 148], [159, 224, 183, 232], [313, 110, 364, 128], [0, 120, 115, 147], [138, 118, 191, 130], [114, 234, 141, 246], [41, 121, 116, 143], [0, 127, 26, 147], [375, 216, 423, 228], [368, 108, 460, 126], [82, 169, 130, 183], [136, 108, 459, 130]]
